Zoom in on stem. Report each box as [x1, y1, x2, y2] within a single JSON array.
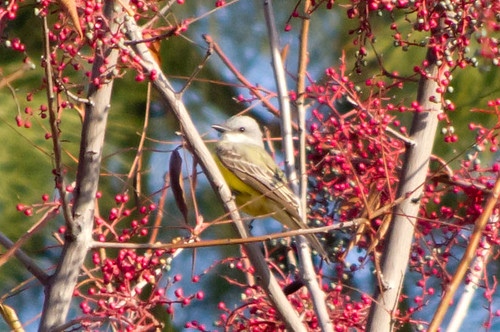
[[42, 16, 73, 230], [203, 35, 282, 120], [446, 239, 492, 332], [0, 231, 49, 284]]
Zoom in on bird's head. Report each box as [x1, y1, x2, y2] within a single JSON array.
[[212, 116, 264, 148]]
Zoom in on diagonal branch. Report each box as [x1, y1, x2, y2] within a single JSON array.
[[124, 16, 307, 332], [0, 207, 58, 274], [428, 178, 500, 332], [203, 35, 282, 120], [0, 231, 49, 284]]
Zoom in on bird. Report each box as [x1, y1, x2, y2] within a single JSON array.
[[212, 115, 328, 261]]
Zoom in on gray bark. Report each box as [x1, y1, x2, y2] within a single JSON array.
[[366, 47, 443, 331], [38, 3, 120, 331]]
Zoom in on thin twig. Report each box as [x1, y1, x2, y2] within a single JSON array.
[[55, 79, 92, 105], [428, 176, 500, 332], [350, 98, 415, 146], [0, 206, 59, 269], [295, 0, 333, 330], [142, 0, 177, 29], [0, 231, 50, 285], [93, 219, 362, 250], [42, 16, 74, 229], [178, 43, 212, 95], [0, 61, 34, 89], [125, 82, 151, 192], [203, 34, 287, 122], [6, 82, 21, 114]]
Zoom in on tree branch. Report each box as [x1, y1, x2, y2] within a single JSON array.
[[93, 219, 362, 250], [429, 179, 500, 332], [445, 234, 492, 332], [263, 1, 331, 331], [0, 231, 49, 284], [366, 15, 447, 332], [38, 3, 120, 330], [295, 1, 333, 331], [0, 206, 58, 282], [124, 16, 308, 331], [42, 15, 73, 230], [202, 35, 282, 120]]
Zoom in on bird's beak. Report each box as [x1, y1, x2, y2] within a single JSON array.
[[212, 124, 228, 133]]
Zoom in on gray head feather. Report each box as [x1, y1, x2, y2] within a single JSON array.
[[213, 116, 264, 148]]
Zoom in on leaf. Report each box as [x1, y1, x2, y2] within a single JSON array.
[[0, 303, 24, 332], [280, 43, 289, 62], [57, 0, 83, 39], [169, 148, 188, 224], [143, 33, 162, 66], [341, 183, 387, 260]]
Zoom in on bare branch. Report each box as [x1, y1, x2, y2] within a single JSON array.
[[124, 16, 308, 331], [264, 2, 331, 331], [366, 14, 448, 331], [39, 3, 121, 330], [446, 231, 492, 332], [0, 207, 58, 272], [295, 0, 333, 330], [0, 61, 35, 89], [42, 16, 73, 230], [93, 219, 362, 250], [429, 178, 500, 331], [0, 231, 49, 285], [203, 35, 283, 120]]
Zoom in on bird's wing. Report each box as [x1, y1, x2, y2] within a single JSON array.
[[216, 141, 301, 220], [217, 141, 330, 261]]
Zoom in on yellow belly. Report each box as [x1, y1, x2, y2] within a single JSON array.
[[214, 155, 273, 218]]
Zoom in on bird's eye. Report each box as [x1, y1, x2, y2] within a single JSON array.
[[239, 127, 245, 132]]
